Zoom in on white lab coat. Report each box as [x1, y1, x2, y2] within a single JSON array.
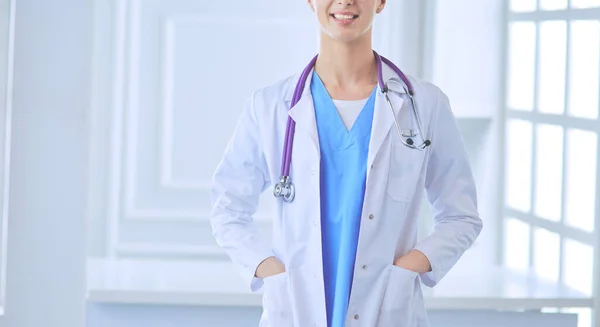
[[210, 62, 483, 327]]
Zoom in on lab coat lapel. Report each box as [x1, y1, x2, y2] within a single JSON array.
[[367, 86, 405, 176], [286, 71, 320, 155], [367, 60, 408, 175]]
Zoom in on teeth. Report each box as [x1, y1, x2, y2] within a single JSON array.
[[334, 14, 354, 20]]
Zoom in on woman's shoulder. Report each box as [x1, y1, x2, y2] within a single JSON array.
[[403, 73, 452, 109], [399, 73, 453, 127], [251, 72, 300, 104], [401, 73, 445, 98]]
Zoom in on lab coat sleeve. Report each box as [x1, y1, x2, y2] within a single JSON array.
[[209, 91, 276, 292], [413, 88, 483, 288]]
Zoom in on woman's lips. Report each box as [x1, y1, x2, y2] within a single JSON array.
[[330, 13, 358, 25]]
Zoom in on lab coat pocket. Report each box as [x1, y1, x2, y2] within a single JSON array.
[[262, 272, 293, 327], [376, 264, 424, 327], [386, 142, 427, 203]]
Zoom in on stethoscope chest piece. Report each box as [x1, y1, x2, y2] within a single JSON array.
[[273, 176, 295, 202]]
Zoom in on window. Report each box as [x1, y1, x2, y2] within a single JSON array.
[[502, 2, 600, 326]]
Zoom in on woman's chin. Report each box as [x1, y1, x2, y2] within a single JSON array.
[[324, 30, 367, 44]]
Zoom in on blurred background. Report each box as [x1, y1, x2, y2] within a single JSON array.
[[0, 0, 599, 326]]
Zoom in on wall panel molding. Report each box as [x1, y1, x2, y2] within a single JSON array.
[[158, 16, 313, 190], [89, 0, 315, 259]]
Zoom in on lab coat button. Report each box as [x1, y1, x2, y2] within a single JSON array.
[[362, 264, 367, 270], [368, 214, 374, 220], [354, 314, 359, 320]]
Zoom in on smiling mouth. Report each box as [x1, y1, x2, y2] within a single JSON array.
[[331, 13, 359, 20]]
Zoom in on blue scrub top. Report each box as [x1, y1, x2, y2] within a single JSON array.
[[311, 71, 376, 327]]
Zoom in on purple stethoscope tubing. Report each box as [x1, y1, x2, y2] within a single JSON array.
[[273, 51, 431, 202]]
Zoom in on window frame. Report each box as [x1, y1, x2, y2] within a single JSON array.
[[499, 1, 600, 326]]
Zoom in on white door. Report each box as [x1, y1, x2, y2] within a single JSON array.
[[0, 0, 93, 326]]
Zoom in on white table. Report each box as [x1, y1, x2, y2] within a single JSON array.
[[86, 256, 593, 310]]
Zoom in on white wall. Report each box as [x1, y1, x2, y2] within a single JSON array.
[[373, 0, 425, 77], [429, 0, 504, 118], [2, 0, 93, 326]]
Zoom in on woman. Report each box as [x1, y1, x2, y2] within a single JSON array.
[[210, 0, 483, 326]]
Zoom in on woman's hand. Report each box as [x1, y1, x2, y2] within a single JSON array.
[[393, 250, 432, 273], [255, 256, 286, 279]]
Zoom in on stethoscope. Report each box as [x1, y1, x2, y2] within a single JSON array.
[[273, 51, 431, 203]]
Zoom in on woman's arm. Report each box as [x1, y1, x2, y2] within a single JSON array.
[[209, 91, 278, 292], [410, 86, 484, 287]]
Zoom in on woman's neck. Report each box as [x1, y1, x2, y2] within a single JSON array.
[[314, 33, 377, 100]]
